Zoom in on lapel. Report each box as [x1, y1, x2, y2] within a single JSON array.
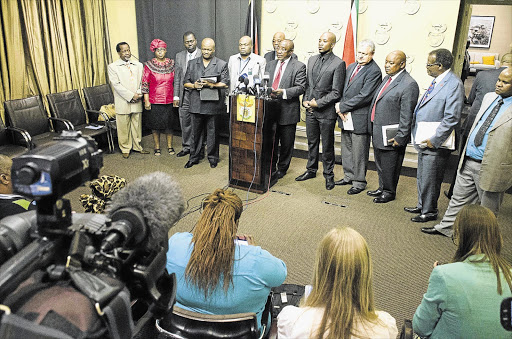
[[344, 63, 356, 89], [345, 60, 372, 91], [202, 56, 217, 75], [268, 60, 277, 80], [421, 71, 453, 107], [314, 53, 335, 86], [490, 96, 512, 131], [378, 71, 405, 101], [370, 75, 389, 108], [469, 92, 498, 134], [281, 58, 295, 85], [308, 55, 319, 86]]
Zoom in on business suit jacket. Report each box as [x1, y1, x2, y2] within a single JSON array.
[[303, 53, 345, 120], [227, 53, 266, 94], [413, 254, 512, 339], [184, 56, 229, 115], [264, 51, 297, 64], [107, 59, 143, 114], [459, 92, 512, 192], [412, 71, 464, 154], [338, 59, 382, 134], [371, 71, 419, 150], [174, 47, 200, 104], [265, 58, 306, 125]]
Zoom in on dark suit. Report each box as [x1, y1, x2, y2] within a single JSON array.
[[264, 51, 297, 64], [412, 71, 464, 215], [174, 47, 200, 152], [184, 56, 229, 164], [338, 60, 382, 189], [265, 57, 306, 174], [303, 52, 346, 179], [370, 70, 419, 197]]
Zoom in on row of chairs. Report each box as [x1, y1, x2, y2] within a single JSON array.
[[1, 85, 116, 157]]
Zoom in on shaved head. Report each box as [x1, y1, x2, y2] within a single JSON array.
[[272, 32, 286, 51], [384, 50, 406, 76], [201, 38, 215, 60]]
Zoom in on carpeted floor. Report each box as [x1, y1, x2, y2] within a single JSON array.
[[65, 133, 512, 332]]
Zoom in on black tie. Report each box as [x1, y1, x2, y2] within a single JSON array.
[[474, 98, 504, 147], [312, 55, 324, 81]]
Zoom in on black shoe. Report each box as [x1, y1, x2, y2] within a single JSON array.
[[404, 206, 422, 214], [421, 227, 446, 236], [210, 162, 217, 168], [347, 187, 364, 195], [367, 189, 383, 197], [444, 190, 452, 199], [176, 150, 190, 157], [184, 161, 197, 168], [373, 194, 395, 203], [411, 213, 438, 223], [295, 171, 316, 181], [276, 170, 286, 179], [326, 178, 335, 190], [334, 179, 352, 186]]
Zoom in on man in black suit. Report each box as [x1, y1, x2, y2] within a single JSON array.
[[173, 32, 201, 157], [183, 38, 229, 169], [368, 51, 419, 203], [295, 32, 346, 190], [264, 32, 297, 63], [265, 39, 306, 180], [335, 39, 382, 195]]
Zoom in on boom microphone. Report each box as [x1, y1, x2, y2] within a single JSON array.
[[104, 172, 185, 251], [253, 75, 261, 97]]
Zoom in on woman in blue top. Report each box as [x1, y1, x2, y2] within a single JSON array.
[[413, 204, 512, 338], [166, 188, 287, 333]]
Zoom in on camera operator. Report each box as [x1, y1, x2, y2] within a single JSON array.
[[0, 155, 35, 220]]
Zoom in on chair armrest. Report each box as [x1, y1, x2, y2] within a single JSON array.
[[86, 109, 111, 123], [6, 126, 33, 149], [49, 116, 74, 131]]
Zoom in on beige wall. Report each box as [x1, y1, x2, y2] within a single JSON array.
[[261, 0, 462, 91], [468, 4, 512, 57], [105, 0, 139, 62]]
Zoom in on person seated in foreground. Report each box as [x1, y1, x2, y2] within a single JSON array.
[[166, 188, 287, 333], [0, 154, 35, 220], [277, 227, 398, 339], [413, 204, 512, 338]]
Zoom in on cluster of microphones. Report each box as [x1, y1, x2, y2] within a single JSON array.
[[232, 72, 273, 99]]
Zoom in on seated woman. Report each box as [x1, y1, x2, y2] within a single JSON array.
[[413, 204, 512, 338], [166, 188, 286, 333], [278, 227, 398, 339]]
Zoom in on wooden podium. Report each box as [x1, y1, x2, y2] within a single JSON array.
[[228, 95, 275, 193]]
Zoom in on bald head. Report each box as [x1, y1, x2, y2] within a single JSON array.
[[201, 38, 215, 60], [272, 32, 285, 51], [277, 39, 294, 61], [384, 50, 406, 76], [501, 53, 512, 67], [318, 32, 336, 54], [496, 67, 512, 98], [239, 36, 253, 56]]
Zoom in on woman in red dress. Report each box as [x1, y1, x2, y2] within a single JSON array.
[[142, 39, 175, 156]]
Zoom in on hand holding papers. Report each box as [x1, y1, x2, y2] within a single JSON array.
[[414, 121, 455, 150]]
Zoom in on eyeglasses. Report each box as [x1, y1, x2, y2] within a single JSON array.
[[426, 63, 441, 67]]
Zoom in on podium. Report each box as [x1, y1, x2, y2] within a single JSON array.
[[228, 95, 275, 194]]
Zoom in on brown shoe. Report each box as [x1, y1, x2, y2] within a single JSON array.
[[122, 153, 130, 159], [137, 149, 150, 154]]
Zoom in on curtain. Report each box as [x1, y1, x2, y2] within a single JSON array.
[[0, 0, 111, 120]]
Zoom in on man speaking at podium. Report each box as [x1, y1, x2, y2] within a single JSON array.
[[266, 39, 306, 181]]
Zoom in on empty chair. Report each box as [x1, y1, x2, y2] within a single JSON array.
[[47, 89, 114, 152], [83, 84, 115, 119], [3, 95, 70, 149], [0, 117, 29, 157]]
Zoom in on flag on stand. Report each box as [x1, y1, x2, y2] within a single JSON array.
[[244, 0, 259, 55], [342, 0, 359, 65]]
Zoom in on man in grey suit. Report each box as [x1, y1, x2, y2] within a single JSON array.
[[173, 32, 201, 157], [405, 48, 464, 223], [108, 42, 149, 159], [228, 36, 265, 95], [295, 32, 345, 190], [183, 38, 229, 169], [335, 40, 382, 195], [368, 51, 419, 203], [265, 39, 306, 180], [423, 68, 512, 236]]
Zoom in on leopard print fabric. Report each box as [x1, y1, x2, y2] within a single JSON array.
[[80, 175, 126, 213]]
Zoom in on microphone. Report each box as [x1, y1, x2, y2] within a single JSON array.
[[103, 172, 185, 251], [263, 72, 270, 88], [253, 75, 261, 97], [233, 73, 249, 95]]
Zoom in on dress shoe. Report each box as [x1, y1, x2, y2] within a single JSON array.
[[404, 206, 421, 214], [421, 227, 446, 236], [334, 179, 352, 186], [347, 187, 364, 195], [367, 189, 383, 197], [184, 161, 198, 169], [295, 171, 316, 181], [210, 162, 217, 168], [373, 194, 395, 203], [276, 170, 286, 179], [122, 153, 130, 159], [134, 149, 150, 154], [326, 178, 335, 190], [411, 213, 438, 223], [176, 149, 190, 157]]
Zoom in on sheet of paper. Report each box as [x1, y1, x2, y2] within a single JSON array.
[[342, 112, 354, 131], [414, 121, 455, 150]]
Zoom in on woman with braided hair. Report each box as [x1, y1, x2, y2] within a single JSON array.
[[166, 188, 286, 333]]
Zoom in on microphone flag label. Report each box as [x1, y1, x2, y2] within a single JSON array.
[[236, 94, 256, 123]]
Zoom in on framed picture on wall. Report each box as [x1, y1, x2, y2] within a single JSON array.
[[468, 16, 495, 49]]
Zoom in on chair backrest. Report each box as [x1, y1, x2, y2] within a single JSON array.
[[47, 89, 87, 127], [83, 84, 114, 111], [0, 118, 9, 146], [4, 96, 51, 137], [156, 306, 259, 339]]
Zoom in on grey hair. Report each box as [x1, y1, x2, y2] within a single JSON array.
[[358, 39, 375, 53]]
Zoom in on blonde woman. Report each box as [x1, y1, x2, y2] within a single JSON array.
[[278, 227, 398, 339], [166, 189, 286, 334], [413, 205, 512, 338]]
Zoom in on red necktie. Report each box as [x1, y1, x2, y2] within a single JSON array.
[[371, 76, 392, 122], [272, 61, 284, 90], [349, 64, 362, 82]]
